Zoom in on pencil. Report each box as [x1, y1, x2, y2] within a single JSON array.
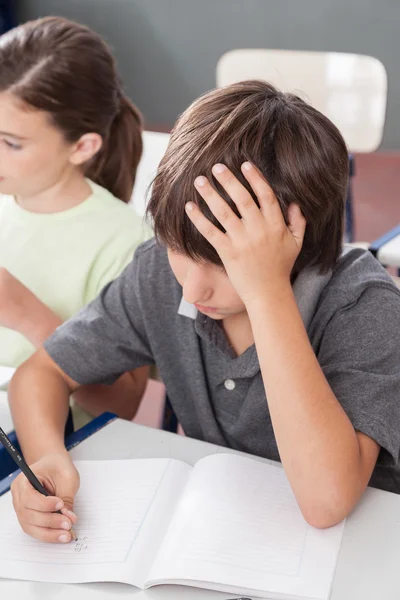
[[0, 427, 77, 541]]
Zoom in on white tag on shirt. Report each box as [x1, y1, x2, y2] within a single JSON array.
[[178, 296, 198, 319]]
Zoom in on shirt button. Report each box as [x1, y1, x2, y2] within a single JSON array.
[[224, 379, 236, 391]]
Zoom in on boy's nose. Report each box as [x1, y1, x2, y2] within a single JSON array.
[[182, 266, 213, 306]]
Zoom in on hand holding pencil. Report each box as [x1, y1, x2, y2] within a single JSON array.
[[0, 428, 80, 543]]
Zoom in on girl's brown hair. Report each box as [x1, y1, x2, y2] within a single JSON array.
[[0, 16, 143, 202], [147, 80, 349, 274]]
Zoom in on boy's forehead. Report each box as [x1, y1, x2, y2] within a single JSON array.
[[167, 246, 204, 264], [166, 246, 224, 270]]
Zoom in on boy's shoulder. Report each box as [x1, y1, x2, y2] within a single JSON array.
[[315, 246, 400, 324], [134, 238, 176, 282], [135, 236, 160, 255], [135, 238, 170, 266], [329, 246, 399, 300], [129, 239, 183, 316], [134, 238, 177, 284]]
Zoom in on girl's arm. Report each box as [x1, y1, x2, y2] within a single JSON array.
[[0, 268, 148, 420], [0, 267, 63, 347]]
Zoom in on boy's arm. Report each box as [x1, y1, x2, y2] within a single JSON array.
[[9, 255, 153, 542], [10, 351, 148, 458], [246, 288, 380, 528], [9, 348, 81, 543], [186, 163, 383, 528], [72, 365, 149, 421], [9, 348, 78, 462]]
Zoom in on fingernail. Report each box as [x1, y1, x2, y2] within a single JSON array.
[[62, 509, 76, 519], [212, 163, 225, 174], [61, 521, 71, 530], [55, 501, 63, 510], [58, 534, 70, 543], [242, 162, 252, 171], [185, 202, 194, 212], [194, 176, 206, 187]]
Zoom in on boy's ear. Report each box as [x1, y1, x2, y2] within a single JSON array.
[[69, 133, 103, 166]]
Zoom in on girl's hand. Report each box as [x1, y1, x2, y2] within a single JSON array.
[[185, 162, 306, 305]]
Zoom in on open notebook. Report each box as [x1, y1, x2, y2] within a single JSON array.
[[0, 454, 344, 599]]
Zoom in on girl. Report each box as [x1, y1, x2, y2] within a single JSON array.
[[0, 17, 150, 425]]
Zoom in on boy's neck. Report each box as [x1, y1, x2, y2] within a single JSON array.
[[15, 171, 92, 214], [222, 311, 254, 357]]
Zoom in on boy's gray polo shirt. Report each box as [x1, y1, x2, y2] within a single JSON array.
[[45, 240, 400, 494]]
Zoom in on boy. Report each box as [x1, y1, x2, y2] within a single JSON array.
[[10, 80, 400, 544]]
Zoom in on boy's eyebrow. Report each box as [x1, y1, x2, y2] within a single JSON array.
[[0, 131, 28, 140]]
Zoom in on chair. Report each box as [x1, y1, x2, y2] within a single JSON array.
[[393, 276, 400, 289], [130, 130, 171, 217], [369, 225, 400, 275], [216, 49, 388, 241], [129, 132, 179, 432]]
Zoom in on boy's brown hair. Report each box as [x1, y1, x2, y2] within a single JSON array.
[[147, 80, 349, 274]]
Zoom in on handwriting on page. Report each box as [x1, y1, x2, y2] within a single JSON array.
[[73, 536, 89, 553], [0, 459, 172, 565]]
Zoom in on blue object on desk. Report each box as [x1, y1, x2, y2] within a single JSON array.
[[0, 411, 117, 497], [0, 408, 74, 481], [162, 394, 179, 433]]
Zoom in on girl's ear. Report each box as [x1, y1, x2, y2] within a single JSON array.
[[69, 133, 103, 166]]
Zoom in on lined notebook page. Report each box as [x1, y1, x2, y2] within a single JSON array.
[[0, 458, 190, 587], [148, 454, 344, 599]]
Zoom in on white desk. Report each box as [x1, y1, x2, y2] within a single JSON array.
[[0, 419, 399, 599]]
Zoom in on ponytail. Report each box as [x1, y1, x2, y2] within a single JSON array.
[[86, 96, 143, 203]]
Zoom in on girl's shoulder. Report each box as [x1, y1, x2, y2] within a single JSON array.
[[86, 180, 132, 211], [83, 179, 145, 227]]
